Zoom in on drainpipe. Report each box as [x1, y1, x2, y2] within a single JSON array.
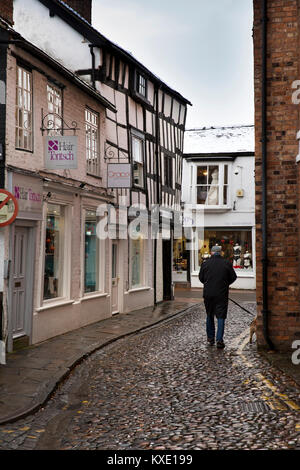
[[89, 44, 96, 89], [261, 0, 274, 350]]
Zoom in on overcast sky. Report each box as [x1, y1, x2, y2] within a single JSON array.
[[92, 0, 254, 130]]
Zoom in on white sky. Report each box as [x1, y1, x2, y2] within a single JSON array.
[[92, 0, 254, 130]]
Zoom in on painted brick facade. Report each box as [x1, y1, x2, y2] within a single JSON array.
[[253, 0, 300, 350]]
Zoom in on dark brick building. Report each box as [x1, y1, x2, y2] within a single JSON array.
[[253, 0, 300, 350]]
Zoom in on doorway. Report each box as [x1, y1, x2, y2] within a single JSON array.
[[111, 241, 120, 314], [9, 223, 35, 349], [163, 239, 173, 300]]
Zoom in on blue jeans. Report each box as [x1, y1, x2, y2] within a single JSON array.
[[206, 315, 225, 343]]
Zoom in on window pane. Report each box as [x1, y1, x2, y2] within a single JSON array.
[[223, 186, 228, 205], [208, 166, 219, 184], [200, 229, 253, 271], [86, 109, 99, 176], [197, 186, 208, 204], [84, 211, 99, 293], [206, 184, 219, 205], [44, 204, 65, 300], [224, 165, 228, 185], [131, 238, 143, 287], [197, 167, 208, 185]]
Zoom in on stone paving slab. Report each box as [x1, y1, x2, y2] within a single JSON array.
[[0, 300, 196, 425]]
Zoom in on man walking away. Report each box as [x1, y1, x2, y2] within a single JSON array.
[[199, 245, 237, 349]]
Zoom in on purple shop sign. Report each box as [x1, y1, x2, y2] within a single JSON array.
[[44, 136, 78, 170]]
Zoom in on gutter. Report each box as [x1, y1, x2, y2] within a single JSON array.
[[261, 0, 274, 350]]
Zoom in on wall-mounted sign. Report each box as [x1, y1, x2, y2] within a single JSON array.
[[9, 173, 43, 220], [0, 190, 19, 227], [107, 163, 132, 188], [44, 136, 78, 170]]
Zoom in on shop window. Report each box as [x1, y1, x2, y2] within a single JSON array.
[[47, 83, 62, 135], [197, 229, 253, 272], [84, 210, 99, 293], [44, 204, 65, 300], [195, 164, 229, 206], [130, 237, 144, 288], [86, 108, 100, 176], [173, 238, 188, 272], [132, 133, 144, 188], [16, 66, 32, 151]]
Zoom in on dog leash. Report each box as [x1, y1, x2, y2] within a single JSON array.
[[228, 297, 255, 316]]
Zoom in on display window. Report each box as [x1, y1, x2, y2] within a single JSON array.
[[198, 229, 253, 272], [130, 237, 144, 288], [84, 210, 99, 293], [173, 238, 188, 272], [44, 203, 65, 300]]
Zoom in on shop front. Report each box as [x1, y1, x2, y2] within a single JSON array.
[[190, 227, 256, 290]]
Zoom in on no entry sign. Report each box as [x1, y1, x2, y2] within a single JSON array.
[[0, 190, 19, 227]]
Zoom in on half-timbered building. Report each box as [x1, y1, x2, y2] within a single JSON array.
[[0, 0, 191, 353]]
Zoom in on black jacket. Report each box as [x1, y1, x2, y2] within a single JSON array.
[[199, 254, 237, 300]]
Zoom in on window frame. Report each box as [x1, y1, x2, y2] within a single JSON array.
[[41, 201, 71, 305], [164, 154, 173, 188], [131, 130, 145, 189], [82, 208, 105, 297], [85, 107, 100, 177], [135, 71, 147, 99], [15, 65, 33, 152], [191, 162, 230, 208], [46, 82, 63, 136], [130, 236, 145, 289]]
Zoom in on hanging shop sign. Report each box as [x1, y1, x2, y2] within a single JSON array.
[[0, 189, 19, 227], [44, 135, 78, 170], [107, 163, 132, 188]]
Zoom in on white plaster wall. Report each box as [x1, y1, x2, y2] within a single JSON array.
[[14, 0, 93, 74]]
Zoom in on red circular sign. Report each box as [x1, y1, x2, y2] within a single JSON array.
[[0, 190, 19, 227]]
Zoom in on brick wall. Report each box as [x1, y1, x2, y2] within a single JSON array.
[[253, 0, 300, 350], [0, 0, 13, 24], [63, 0, 92, 23]]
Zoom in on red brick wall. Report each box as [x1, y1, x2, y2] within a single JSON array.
[[253, 0, 300, 350], [63, 0, 92, 23], [0, 0, 13, 25]]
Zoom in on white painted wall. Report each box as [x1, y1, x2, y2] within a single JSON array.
[[180, 154, 256, 290], [14, 0, 94, 75]]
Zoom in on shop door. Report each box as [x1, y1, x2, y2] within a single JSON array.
[[11, 227, 30, 338], [111, 242, 119, 314], [163, 239, 173, 300]]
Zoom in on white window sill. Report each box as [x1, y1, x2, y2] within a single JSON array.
[[126, 286, 151, 294], [36, 299, 74, 312], [81, 292, 109, 301]]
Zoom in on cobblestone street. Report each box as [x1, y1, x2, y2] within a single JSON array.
[[0, 300, 300, 451]]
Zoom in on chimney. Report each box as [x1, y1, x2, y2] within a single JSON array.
[[63, 0, 92, 24], [0, 0, 14, 25]]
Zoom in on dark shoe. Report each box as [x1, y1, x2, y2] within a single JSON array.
[[207, 338, 215, 346], [217, 341, 225, 349]]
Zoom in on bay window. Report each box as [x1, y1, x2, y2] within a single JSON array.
[[193, 164, 229, 207]]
